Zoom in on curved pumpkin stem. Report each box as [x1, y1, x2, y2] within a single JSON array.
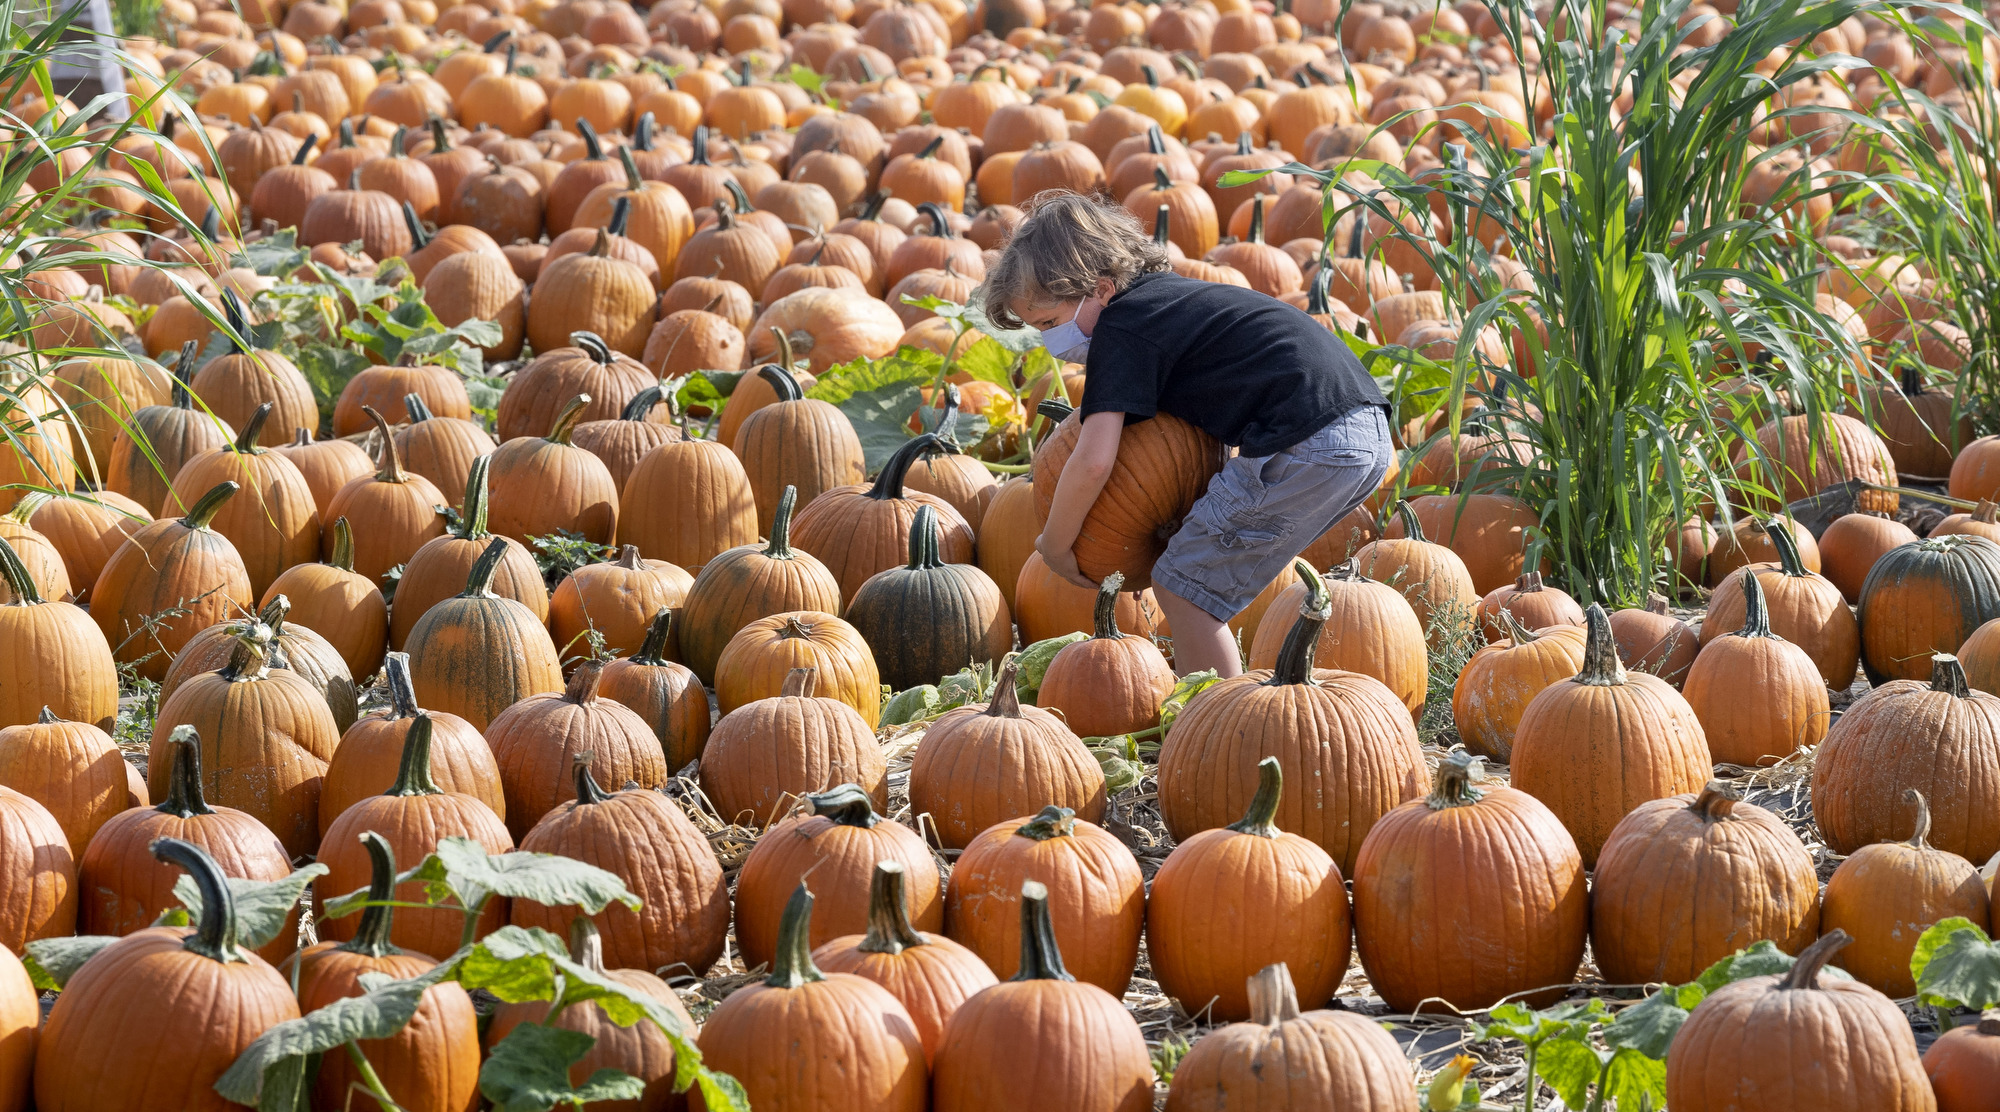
[[1014, 804, 1076, 841], [342, 832, 402, 959], [571, 752, 612, 806], [221, 289, 252, 355], [1392, 499, 1427, 544], [1268, 560, 1329, 687], [905, 504, 943, 570], [454, 456, 494, 541], [172, 340, 200, 407], [1691, 781, 1743, 822], [292, 132, 319, 165], [1426, 749, 1486, 810], [461, 537, 510, 597], [807, 782, 879, 828], [1778, 929, 1850, 991], [1760, 516, 1810, 578], [182, 480, 241, 531], [402, 199, 430, 250], [1090, 572, 1127, 641], [576, 117, 605, 162], [1573, 603, 1626, 686], [1734, 567, 1775, 639], [985, 659, 1024, 718], [867, 433, 942, 502], [780, 665, 818, 698], [404, 392, 435, 424], [566, 659, 607, 706], [855, 861, 926, 955], [1225, 757, 1284, 838], [156, 725, 216, 818], [765, 882, 827, 989], [222, 621, 277, 681], [360, 405, 409, 484], [757, 363, 803, 402], [547, 394, 592, 445], [765, 485, 799, 558], [382, 652, 421, 719], [1904, 787, 1935, 848], [1933, 653, 1972, 698], [632, 607, 675, 666], [621, 384, 664, 423], [0, 533, 43, 606], [769, 326, 797, 373], [1246, 962, 1302, 1026], [230, 402, 273, 454], [1011, 879, 1073, 982], [153, 836, 246, 963], [572, 331, 614, 364], [327, 516, 357, 573], [1495, 606, 1539, 645], [917, 201, 954, 239], [385, 711, 443, 797]]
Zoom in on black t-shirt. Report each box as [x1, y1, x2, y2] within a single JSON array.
[[1078, 271, 1388, 457]]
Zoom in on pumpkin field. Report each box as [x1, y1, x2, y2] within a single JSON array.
[[13, 0, 2000, 1102]]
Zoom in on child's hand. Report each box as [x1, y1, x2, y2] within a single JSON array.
[[1036, 532, 1097, 590]]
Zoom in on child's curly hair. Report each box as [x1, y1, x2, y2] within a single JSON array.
[[981, 190, 1171, 329]]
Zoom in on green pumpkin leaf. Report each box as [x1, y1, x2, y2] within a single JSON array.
[[172, 863, 329, 950], [1600, 1047, 1669, 1110], [806, 347, 941, 472], [252, 1052, 312, 1112], [1603, 982, 1704, 1059], [22, 935, 120, 990], [1913, 917, 2000, 1010], [235, 226, 308, 277], [1695, 939, 1850, 993], [1533, 1034, 1604, 1110], [479, 1023, 645, 1112], [951, 334, 1017, 392], [214, 972, 445, 1105], [440, 839, 640, 916], [1159, 669, 1224, 735], [1011, 633, 1086, 701], [880, 684, 941, 726], [453, 925, 575, 1003], [958, 285, 1044, 353], [900, 293, 966, 321]]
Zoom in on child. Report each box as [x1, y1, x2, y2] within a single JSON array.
[[984, 191, 1394, 678]]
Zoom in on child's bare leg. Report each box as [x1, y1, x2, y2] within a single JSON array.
[[1155, 586, 1240, 678]]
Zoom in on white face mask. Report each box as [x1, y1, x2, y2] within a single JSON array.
[[1039, 301, 1092, 364]]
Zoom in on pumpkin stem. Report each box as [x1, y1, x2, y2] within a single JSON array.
[[228, 402, 273, 454], [1307, 264, 1333, 315], [1426, 749, 1487, 809], [1247, 193, 1267, 245], [258, 594, 290, 638], [360, 405, 408, 484], [455, 456, 493, 541], [547, 394, 592, 444], [1087, 571, 1128, 640], [918, 201, 954, 238], [292, 132, 318, 165], [1268, 559, 1330, 686], [1734, 567, 1775, 639], [634, 113, 656, 151], [620, 384, 663, 422], [631, 607, 675, 665], [1976, 500, 1999, 525], [1903, 787, 1936, 848], [860, 189, 889, 221], [905, 504, 943, 570], [342, 831, 402, 958], [222, 621, 276, 681], [780, 666, 818, 698], [868, 433, 943, 502], [1011, 879, 1074, 982], [1391, 499, 1426, 543], [806, 782, 879, 828], [384, 711, 443, 796], [1760, 516, 1810, 578], [221, 289, 252, 354], [588, 228, 612, 258], [0, 533, 42, 606], [429, 116, 453, 152], [35, 706, 56, 724], [1573, 603, 1626, 686], [156, 725, 216, 818], [572, 331, 615, 364], [1495, 606, 1539, 645], [985, 659, 1024, 718], [1978, 1009, 2000, 1036], [402, 199, 430, 249], [690, 125, 711, 165], [172, 341, 200, 407], [326, 516, 357, 572], [576, 117, 605, 161], [404, 393, 435, 424], [1246, 962, 1302, 1026], [614, 544, 645, 571], [712, 199, 736, 230], [566, 659, 607, 705], [461, 537, 510, 597], [380, 652, 420, 719], [1, 493, 46, 527], [1933, 653, 1972, 698], [1778, 929, 1850, 991], [765, 485, 799, 557], [1153, 165, 1172, 193], [153, 837, 246, 964], [571, 752, 612, 806], [764, 882, 827, 989], [1691, 781, 1743, 822], [916, 134, 944, 160], [1015, 804, 1076, 842], [1225, 757, 1285, 838], [770, 327, 797, 372], [855, 861, 926, 955], [755, 362, 803, 404], [568, 916, 609, 972]]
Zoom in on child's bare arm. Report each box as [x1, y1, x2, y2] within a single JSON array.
[[1034, 411, 1124, 588]]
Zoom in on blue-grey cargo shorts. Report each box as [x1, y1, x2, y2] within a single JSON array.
[[1151, 405, 1395, 622]]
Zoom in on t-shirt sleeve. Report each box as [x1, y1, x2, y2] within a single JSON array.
[[1077, 322, 1165, 420]]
